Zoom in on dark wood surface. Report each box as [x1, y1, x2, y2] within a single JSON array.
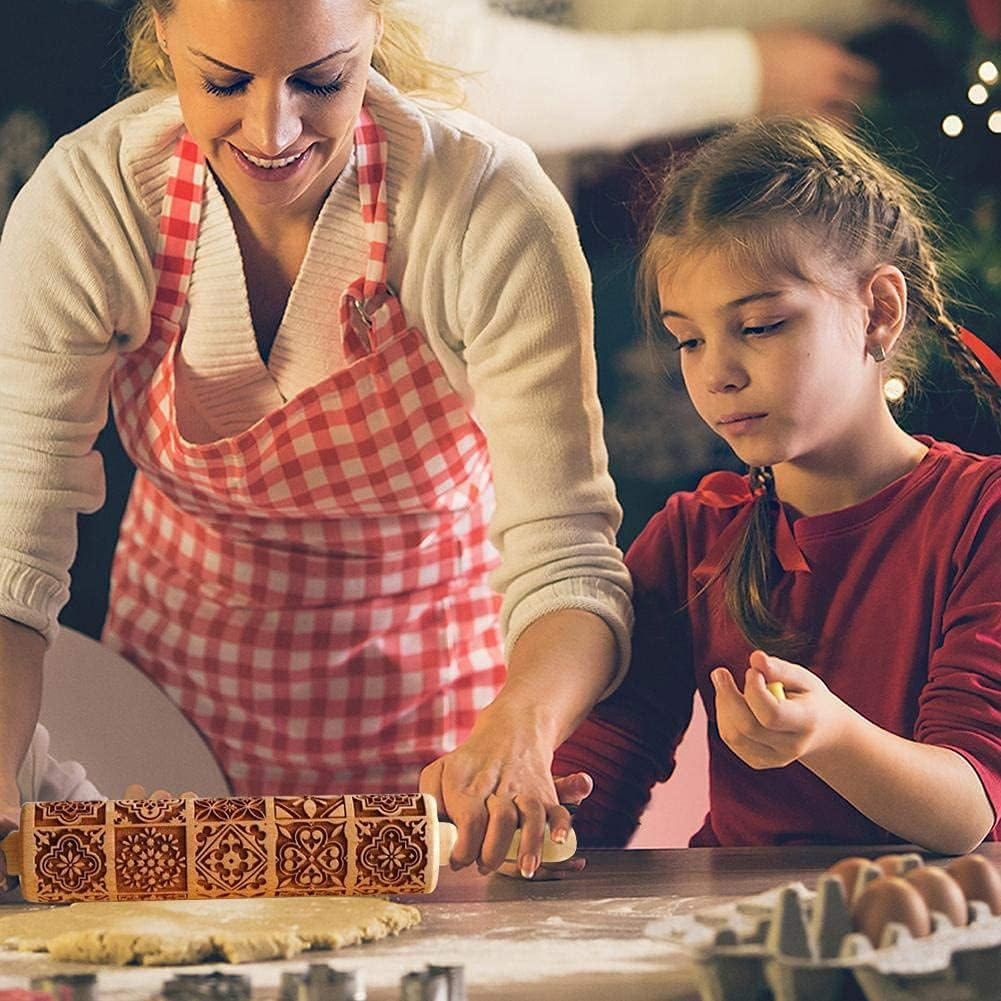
[[409, 841, 1001, 903], [2, 844, 999, 1001]]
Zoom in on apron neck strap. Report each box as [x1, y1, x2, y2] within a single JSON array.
[[152, 131, 207, 324], [353, 105, 390, 303]]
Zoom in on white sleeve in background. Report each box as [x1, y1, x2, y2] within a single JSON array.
[[16, 724, 103, 804], [418, 0, 892, 157], [570, 0, 888, 38], [419, 0, 759, 155]]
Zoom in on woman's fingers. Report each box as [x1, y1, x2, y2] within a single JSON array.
[[478, 793, 519, 873], [420, 759, 492, 871], [496, 855, 587, 881], [511, 794, 547, 879]]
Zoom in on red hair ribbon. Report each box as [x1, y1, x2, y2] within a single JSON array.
[[967, 0, 1001, 38], [959, 326, 1001, 386], [691, 471, 811, 584]]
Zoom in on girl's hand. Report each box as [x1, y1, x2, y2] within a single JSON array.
[[711, 650, 850, 769]]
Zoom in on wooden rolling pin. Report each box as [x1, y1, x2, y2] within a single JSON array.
[[0, 793, 576, 902]]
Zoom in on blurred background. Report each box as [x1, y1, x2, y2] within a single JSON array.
[[3, 0, 1000, 640]]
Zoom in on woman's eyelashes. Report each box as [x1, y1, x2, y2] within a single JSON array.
[[200, 72, 346, 98]]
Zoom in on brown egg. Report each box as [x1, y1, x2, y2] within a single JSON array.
[[905, 866, 969, 927], [824, 856, 882, 904], [852, 877, 932, 946], [873, 853, 921, 878], [946, 855, 1001, 915]]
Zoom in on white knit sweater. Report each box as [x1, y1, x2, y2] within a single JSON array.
[[420, 0, 889, 156], [0, 72, 632, 672]]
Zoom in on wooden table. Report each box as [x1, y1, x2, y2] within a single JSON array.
[[3, 844, 999, 1001]]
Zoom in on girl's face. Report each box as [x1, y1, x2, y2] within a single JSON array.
[[657, 247, 885, 473], [157, 0, 381, 220]]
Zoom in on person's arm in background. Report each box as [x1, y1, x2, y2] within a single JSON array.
[[418, 0, 886, 157]]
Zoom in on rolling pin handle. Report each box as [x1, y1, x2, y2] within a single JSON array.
[[435, 822, 577, 866], [0, 830, 21, 877]]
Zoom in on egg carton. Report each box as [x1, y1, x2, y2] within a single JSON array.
[[657, 857, 1001, 1001]]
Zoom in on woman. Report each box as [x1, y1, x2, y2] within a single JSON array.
[[0, 0, 631, 879]]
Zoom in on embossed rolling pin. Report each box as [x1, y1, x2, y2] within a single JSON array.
[[0, 792, 576, 903]]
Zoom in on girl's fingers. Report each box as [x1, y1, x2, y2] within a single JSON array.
[[712, 668, 767, 738], [743, 667, 796, 729], [749, 650, 814, 692]]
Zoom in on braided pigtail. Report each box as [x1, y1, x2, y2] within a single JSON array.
[[909, 239, 1001, 426], [721, 467, 810, 660]]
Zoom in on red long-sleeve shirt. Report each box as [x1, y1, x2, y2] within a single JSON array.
[[554, 438, 1001, 847]]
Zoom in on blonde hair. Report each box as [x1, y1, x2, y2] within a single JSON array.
[[125, 0, 463, 103], [638, 116, 1001, 659]]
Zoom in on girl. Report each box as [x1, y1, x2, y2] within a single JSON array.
[[0, 0, 632, 881], [553, 116, 1001, 854]]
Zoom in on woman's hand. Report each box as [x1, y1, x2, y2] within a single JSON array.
[[420, 714, 574, 880], [711, 650, 851, 770], [422, 608, 617, 880], [495, 771, 590, 881], [752, 28, 879, 125]]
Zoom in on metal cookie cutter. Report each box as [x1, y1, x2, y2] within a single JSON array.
[[30, 975, 97, 1001], [279, 965, 365, 1001], [399, 965, 465, 1001], [161, 972, 251, 1001]]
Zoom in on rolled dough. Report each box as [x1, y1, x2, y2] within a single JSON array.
[[0, 897, 420, 965]]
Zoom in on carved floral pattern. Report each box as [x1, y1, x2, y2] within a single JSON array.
[[25, 794, 438, 901], [354, 794, 425, 819], [115, 826, 187, 895], [194, 823, 268, 895], [193, 798, 267, 822], [115, 800, 186, 826], [355, 818, 428, 892], [275, 821, 347, 894], [34, 828, 107, 900], [34, 801, 105, 827], [274, 796, 347, 822]]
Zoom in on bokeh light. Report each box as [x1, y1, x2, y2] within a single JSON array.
[[941, 114, 964, 137]]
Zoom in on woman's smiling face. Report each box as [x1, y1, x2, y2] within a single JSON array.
[[156, 0, 381, 220]]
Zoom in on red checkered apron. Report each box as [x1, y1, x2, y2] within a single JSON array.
[[105, 109, 506, 795]]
